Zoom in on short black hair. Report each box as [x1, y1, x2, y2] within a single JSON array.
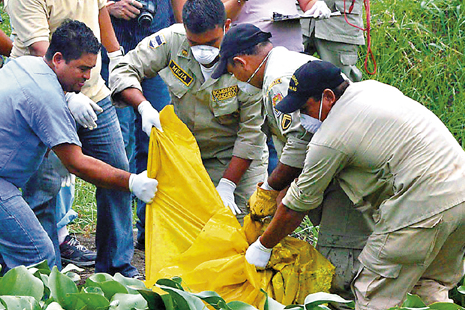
[[182, 0, 226, 34], [45, 20, 101, 63], [226, 40, 271, 67]]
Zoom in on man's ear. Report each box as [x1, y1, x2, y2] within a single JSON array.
[[232, 55, 247, 68], [224, 19, 232, 32], [323, 88, 336, 107], [52, 52, 64, 68]]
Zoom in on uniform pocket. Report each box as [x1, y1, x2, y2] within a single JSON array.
[[378, 215, 442, 265], [210, 95, 240, 126]]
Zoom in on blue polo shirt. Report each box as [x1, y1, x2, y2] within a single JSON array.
[[0, 56, 81, 188]]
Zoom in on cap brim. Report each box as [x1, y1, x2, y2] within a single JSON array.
[[211, 58, 228, 79], [275, 93, 308, 114]]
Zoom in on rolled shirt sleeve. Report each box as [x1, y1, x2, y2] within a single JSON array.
[[283, 143, 348, 212], [232, 90, 266, 160], [110, 30, 171, 107]]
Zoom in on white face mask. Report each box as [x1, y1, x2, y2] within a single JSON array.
[[300, 93, 324, 133], [191, 45, 220, 65], [237, 80, 260, 95], [300, 114, 322, 134]]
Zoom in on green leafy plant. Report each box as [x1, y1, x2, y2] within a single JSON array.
[[1, 262, 464, 310]]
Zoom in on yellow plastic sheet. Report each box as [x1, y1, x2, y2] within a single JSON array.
[[145, 106, 334, 308]]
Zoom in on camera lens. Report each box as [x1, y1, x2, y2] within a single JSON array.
[[138, 12, 153, 28]]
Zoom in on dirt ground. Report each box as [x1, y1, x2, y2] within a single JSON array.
[[73, 231, 145, 286]]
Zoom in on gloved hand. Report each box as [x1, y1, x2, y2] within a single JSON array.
[[129, 171, 158, 203], [245, 237, 272, 269], [65, 92, 103, 130], [138, 100, 163, 136], [247, 181, 279, 218], [108, 47, 124, 75], [216, 178, 241, 215], [61, 174, 76, 187], [304, 1, 331, 19]]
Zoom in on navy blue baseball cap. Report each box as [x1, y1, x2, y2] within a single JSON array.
[[275, 60, 345, 113], [211, 23, 271, 79]]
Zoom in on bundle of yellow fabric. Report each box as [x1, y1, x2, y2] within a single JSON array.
[[145, 106, 334, 308]]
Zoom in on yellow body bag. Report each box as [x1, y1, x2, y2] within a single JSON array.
[[145, 106, 334, 308]]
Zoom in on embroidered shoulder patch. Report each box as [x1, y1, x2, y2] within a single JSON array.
[[272, 93, 283, 107], [281, 114, 292, 131], [149, 34, 166, 49], [212, 85, 238, 101], [267, 78, 282, 92], [169, 60, 193, 86]]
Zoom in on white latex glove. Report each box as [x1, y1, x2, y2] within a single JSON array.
[[65, 92, 103, 130], [129, 171, 158, 203], [61, 174, 76, 187], [304, 1, 331, 19], [216, 178, 241, 215], [108, 47, 124, 75], [245, 238, 272, 269], [138, 100, 163, 136]]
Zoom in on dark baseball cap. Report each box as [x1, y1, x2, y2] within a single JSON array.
[[275, 60, 345, 113], [211, 23, 271, 79]]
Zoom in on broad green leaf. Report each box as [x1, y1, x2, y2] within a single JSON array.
[[156, 278, 185, 291], [48, 266, 80, 309], [457, 286, 465, 295], [85, 273, 128, 300], [109, 293, 147, 309], [260, 288, 285, 310], [27, 260, 51, 276], [402, 294, 427, 308], [64, 272, 80, 283], [0, 295, 41, 310], [0, 265, 44, 301], [156, 284, 206, 310], [192, 290, 229, 309], [428, 303, 465, 310], [69, 292, 110, 310], [161, 293, 175, 310], [137, 289, 167, 310], [227, 300, 258, 310], [303, 292, 352, 308], [283, 305, 304, 310], [61, 264, 84, 274], [87, 273, 114, 283], [113, 273, 146, 294], [83, 286, 105, 296], [45, 301, 65, 310], [265, 296, 286, 310]]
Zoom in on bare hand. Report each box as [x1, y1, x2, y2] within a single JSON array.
[[107, 0, 143, 20]]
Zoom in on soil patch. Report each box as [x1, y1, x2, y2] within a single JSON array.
[[71, 231, 145, 286]]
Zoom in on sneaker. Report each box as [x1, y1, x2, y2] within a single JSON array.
[[60, 235, 97, 267]]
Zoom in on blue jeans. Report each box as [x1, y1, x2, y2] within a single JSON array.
[[22, 96, 137, 277], [135, 76, 171, 245], [0, 178, 56, 274], [101, 50, 171, 246]]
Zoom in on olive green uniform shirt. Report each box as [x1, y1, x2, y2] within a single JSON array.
[[110, 24, 266, 162], [283, 80, 465, 234]]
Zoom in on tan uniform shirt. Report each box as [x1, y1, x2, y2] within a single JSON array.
[[283, 80, 465, 234], [5, 0, 110, 102], [110, 24, 266, 161], [262, 47, 317, 168]]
